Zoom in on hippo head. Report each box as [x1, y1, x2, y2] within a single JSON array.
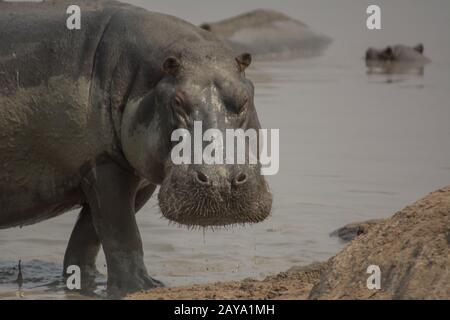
[[365, 44, 424, 62], [365, 46, 395, 61], [121, 52, 272, 227]]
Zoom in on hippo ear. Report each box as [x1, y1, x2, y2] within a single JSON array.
[[414, 43, 424, 54], [383, 46, 394, 59], [200, 23, 211, 31], [163, 56, 181, 76], [236, 53, 252, 73]]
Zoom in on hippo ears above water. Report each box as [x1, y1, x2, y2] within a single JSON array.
[[199, 23, 211, 31], [163, 56, 181, 76], [236, 53, 252, 73], [380, 46, 394, 60], [414, 43, 424, 54]]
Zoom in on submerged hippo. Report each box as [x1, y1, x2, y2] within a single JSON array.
[[365, 44, 429, 63], [0, 0, 272, 296], [200, 9, 332, 59], [365, 44, 430, 75]]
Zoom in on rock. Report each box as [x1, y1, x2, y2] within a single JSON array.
[[330, 219, 385, 242], [310, 187, 450, 299], [286, 261, 327, 274]]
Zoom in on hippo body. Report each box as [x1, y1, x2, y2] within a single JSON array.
[[200, 9, 332, 59], [0, 2, 118, 229], [0, 0, 272, 296]]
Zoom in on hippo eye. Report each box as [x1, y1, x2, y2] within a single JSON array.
[[236, 98, 248, 114], [173, 96, 183, 108]]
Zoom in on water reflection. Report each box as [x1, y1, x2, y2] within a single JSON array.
[[366, 60, 426, 77]]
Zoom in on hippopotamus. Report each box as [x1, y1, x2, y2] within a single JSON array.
[[365, 44, 429, 63], [200, 9, 332, 59], [365, 44, 430, 75], [0, 0, 272, 296]]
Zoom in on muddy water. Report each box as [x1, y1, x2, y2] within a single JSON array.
[[1, 0, 450, 299]]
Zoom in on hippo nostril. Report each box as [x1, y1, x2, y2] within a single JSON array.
[[233, 173, 248, 186], [195, 171, 210, 185]]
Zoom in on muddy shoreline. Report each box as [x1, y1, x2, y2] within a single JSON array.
[[128, 262, 327, 300]]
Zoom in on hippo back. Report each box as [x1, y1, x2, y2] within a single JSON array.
[[200, 9, 332, 59]]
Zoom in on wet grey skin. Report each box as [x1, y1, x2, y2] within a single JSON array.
[[0, 0, 272, 297]]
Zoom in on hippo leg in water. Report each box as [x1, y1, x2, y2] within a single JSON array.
[[78, 160, 163, 294], [0, 0, 272, 297], [63, 183, 157, 292]]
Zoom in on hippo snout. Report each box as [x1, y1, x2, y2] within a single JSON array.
[[193, 168, 248, 187], [158, 164, 272, 227]]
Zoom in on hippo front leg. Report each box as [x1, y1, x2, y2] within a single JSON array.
[[63, 206, 101, 293], [63, 183, 156, 293], [79, 160, 162, 297]]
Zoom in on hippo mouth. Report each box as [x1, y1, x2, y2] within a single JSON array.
[[157, 164, 272, 227]]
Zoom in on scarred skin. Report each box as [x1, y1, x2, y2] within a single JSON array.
[[0, 0, 272, 297]]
